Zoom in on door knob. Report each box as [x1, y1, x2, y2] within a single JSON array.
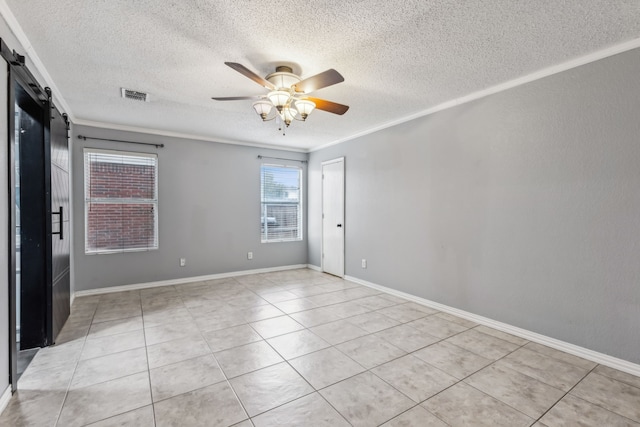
[[337, 224, 342, 227]]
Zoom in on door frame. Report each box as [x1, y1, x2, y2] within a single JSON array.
[[321, 157, 345, 277]]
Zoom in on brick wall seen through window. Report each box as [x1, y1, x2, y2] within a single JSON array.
[[84, 149, 158, 253]]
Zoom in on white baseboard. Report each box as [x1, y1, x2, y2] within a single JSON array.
[[345, 275, 640, 378], [306, 264, 322, 272], [0, 385, 11, 416], [69, 265, 640, 376], [74, 264, 309, 298]]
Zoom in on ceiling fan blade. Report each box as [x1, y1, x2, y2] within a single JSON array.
[[294, 69, 344, 93], [225, 62, 275, 90], [306, 97, 349, 115], [211, 96, 261, 101]]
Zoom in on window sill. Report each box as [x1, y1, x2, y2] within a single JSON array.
[[85, 247, 158, 255]]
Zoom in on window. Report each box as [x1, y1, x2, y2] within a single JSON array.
[[84, 148, 158, 253], [261, 164, 302, 242]]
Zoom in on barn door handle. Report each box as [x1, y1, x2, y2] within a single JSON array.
[[52, 206, 63, 240], [337, 224, 342, 227]]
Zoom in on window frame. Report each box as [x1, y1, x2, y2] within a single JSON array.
[[260, 163, 303, 243], [84, 147, 159, 254]]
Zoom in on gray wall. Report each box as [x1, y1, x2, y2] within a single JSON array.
[[73, 125, 308, 291], [308, 49, 640, 364]]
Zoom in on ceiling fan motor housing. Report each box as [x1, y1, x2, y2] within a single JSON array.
[[266, 66, 301, 91]]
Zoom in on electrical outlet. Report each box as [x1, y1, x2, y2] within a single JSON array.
[[247, 252, 253, 260], [179, 258, 186, 267], [361, 259, 367, 269]]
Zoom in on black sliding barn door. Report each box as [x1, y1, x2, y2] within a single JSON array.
[[49, 104, 71, 341], [15, 81, 48, 349], [15, 86, 70, 348], [3, 38, 71, 390]]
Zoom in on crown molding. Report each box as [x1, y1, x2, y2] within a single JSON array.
[[73, 118, 310, 153], [311, 37, 640, 153], [3, 0, 639, 154]]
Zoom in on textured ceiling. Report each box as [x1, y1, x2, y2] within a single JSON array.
[[4, 0, 640, 151]]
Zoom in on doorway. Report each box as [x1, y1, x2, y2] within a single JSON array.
[[321, 157, 345, 277]]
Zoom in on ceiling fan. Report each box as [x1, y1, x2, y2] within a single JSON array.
[[212, 62, 349, 130]]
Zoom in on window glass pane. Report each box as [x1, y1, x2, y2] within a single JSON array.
[[86, 203, 156, 251], [84, 149, 158, 253], [261, 164, 302, 242]]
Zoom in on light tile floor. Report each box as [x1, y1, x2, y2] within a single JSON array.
[[2, 268, 640, 426]]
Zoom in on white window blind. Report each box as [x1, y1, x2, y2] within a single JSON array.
[[84, 148, 158, 253], [261, 164, 302, 242]]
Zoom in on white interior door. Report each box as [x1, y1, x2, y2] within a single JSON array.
[[322, 157, 345, 277]]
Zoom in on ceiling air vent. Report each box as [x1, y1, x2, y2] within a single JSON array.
[[121, 88, 149, 102]]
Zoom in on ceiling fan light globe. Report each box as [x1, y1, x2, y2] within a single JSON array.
[[267, 90, 290, 109], [295, 99, 316, 119], [252, 100, 273, 119], [282, 106, 298, 125]]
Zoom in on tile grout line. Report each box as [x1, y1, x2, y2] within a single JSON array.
[[382, 323, 533, 423], [529, 363, 599, 425], [239, 280, 359, 425], [533, 368, 640, 425], [73, 293, 154, 426], [258, 313, 356, 425], [312, 393, 355, 427], [266, 306, 428, 425], [68, 291, 151, 426], [590, 370, 640, 391], [552, 386, 640, 425], [141, 288, 159, 427], [66, 278, 459, 424], [363, 350, 460, 424], [243, 282, 336, 421], [24, 271, 327, 425], [196, 277, 253, 425], [242, 294, 459, 425], [395, 404, 452, 427], [44, 270, 638, 426], [53, 297, 98, 426], [446, 340, 537, 421]]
